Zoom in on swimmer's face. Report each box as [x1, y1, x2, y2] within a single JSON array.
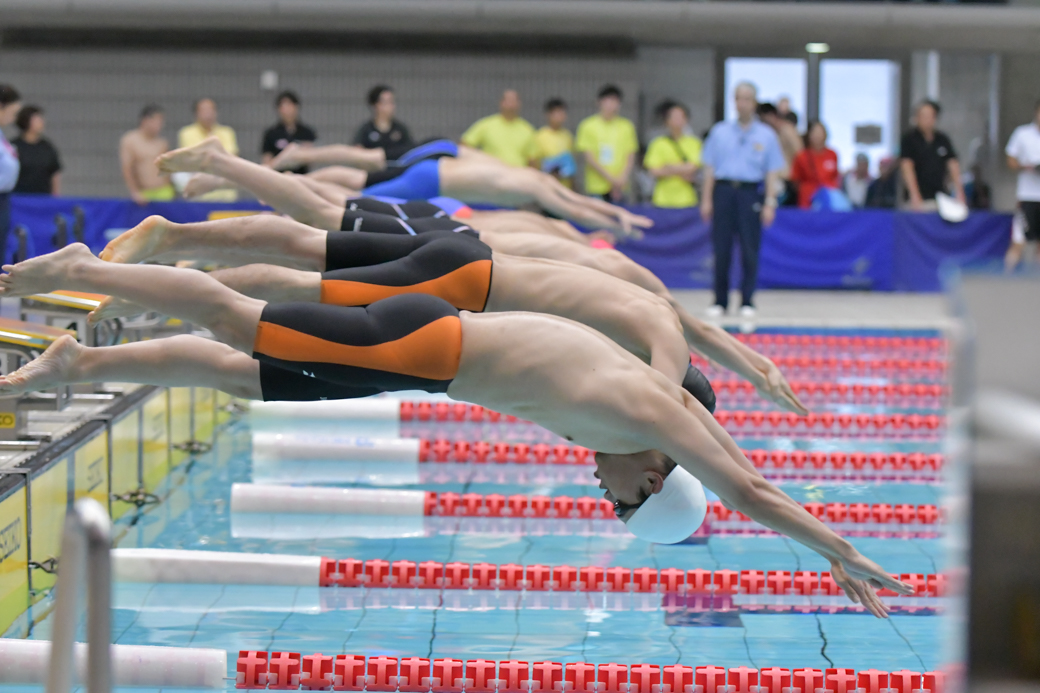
[[195, 99, 218, 128], [374, 90, 396, 120], [501, 90, 521, 119], [277, 98, 299, 125], [547, 107, 567, 130], [593, 450, 674, 521], [734, 86, 757, 120], [598, 95, 621, 119]]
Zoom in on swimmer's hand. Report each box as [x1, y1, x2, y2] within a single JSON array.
[[755, 360, 809, 416], [829, 555, 914, 619]]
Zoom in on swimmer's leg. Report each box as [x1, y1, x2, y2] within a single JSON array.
[[272, 143, 385, 173], [0, 244, 263, 353], [206, 265, 321, 304], [294, 174, 355, 206], [305, 166, 369, 190], [0, 334, 262, 399], [102, 214, 327, 270], [156, 137, 343, 231]]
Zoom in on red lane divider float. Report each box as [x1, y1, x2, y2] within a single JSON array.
[[236, 652, 947, 692], [415, 439, 944, 475], [712, 380, 946, 407], [734, 333, 945, 355], [421, 491, 942, 526], [399, 402, 945, 438], [315, 558, 946, 599], [691, 353, 948, 380]]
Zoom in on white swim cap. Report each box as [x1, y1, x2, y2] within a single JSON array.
[[624, 466, 708, 544]]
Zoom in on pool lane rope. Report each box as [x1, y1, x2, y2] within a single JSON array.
[[112, 548, 946, 599], [233, 651, 947, 693]]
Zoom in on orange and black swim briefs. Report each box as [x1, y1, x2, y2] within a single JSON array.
[[254, 293, 462, 401], [322, 231, 493, 312]]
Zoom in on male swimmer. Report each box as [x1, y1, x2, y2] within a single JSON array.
[[98, 223, 715, 408], [158, 137, 650, 237], [101, 209, 805, 415], [0, 245, 909, 616]]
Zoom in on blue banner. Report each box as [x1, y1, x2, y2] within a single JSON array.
[[8, 195, 1012, 293]]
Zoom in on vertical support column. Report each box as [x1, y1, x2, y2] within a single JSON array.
[[806, 52, 821, 124], [926, 50, 941, 101], [988, 53, 1002, 174]]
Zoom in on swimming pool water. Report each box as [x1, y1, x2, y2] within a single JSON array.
[[5, 328, 952, 690]]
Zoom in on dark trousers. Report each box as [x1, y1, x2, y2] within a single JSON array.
[[0, 193, 10, 266], [712, 182, 763, 308]]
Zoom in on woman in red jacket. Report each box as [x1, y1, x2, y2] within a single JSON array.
[[790, 121, 840, 208]]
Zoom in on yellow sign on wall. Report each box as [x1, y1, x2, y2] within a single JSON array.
[[0, 486, 28, 635], [110, 411, 140, 520], [30, 460, 68, 593], [74, 431, 109, 506], [142, 391, 170, 493]]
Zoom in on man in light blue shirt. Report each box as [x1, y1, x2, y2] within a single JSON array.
[[0, 85, 22, 266], [701, 82, 785, 318]]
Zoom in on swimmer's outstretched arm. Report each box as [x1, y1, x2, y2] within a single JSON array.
[[271, 142, 386, 172], [642, 389, 912, 616], [0, 334, 262, 400], [0, 245, 264, 354], [156, 137, 345, 231]]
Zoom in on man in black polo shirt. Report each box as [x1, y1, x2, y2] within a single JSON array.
[[899, 100, 966, 211], [353, 85, 414, 162], [261, 91, 317, 174]]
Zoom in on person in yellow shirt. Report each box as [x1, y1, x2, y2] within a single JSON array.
[[177, 97, 239, 202], [460, 89, 535, 167], [576, 85, 639, 202], [530, 98, 575, 187], [643, 100, 703, 208]]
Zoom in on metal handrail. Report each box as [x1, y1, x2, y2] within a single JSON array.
[[44, 498, 112, 693]]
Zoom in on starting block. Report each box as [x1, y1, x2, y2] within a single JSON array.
[[20, 290, 120, 347], [0, 317, 77, 439]]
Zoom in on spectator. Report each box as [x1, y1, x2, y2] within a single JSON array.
[[120, 104, 174, 204], [701, 81, 784, 318], [643, 100, 702, 208], [899, 100, 965, 211], [531, 97, 575, 187], [842, 153, 874, 208], [12, 105, 61, 195], [789, 120, 839, 209], [0, 85, 20, 264], [757, 102, 803, 179], [865, 156, 899, 209], [261, 91, 316, 173], [460, 89, 535, 167], [178, 97, 238, 202], [1003, 98, 1040, 269], [777, 96, 799, 127], [353, 85, 414, 162], [576, 84, 638, 202]]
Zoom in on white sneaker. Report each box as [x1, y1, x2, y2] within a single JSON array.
[[705, 305, 725, 318], [739, 305, 757, 319]]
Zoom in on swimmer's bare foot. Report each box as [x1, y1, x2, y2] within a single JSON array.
[[0, 243, 96, 298], [101, 215, 174, 264], [0, 335, 82, 396], [183, 173, 234, 200], [89, 296, 147, 324], [269, 142, 304, 171], [156, 136, 227, 174]]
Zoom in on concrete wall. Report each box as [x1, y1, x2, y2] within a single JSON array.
[[0, 46, 653, 197]]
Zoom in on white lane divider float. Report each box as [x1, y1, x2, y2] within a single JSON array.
[[230, 483, 427, 539], [0, 639, 226, 688], [251, 432, 421, 485], [248, 397, 403, 436], [113, 548, 321, 585]]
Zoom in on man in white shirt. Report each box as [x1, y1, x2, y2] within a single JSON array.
[[1005, 100, 1040, 270]]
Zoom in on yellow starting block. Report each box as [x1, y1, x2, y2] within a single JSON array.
[[20, 290, 120, 347], [0, 317, 77, 436]]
